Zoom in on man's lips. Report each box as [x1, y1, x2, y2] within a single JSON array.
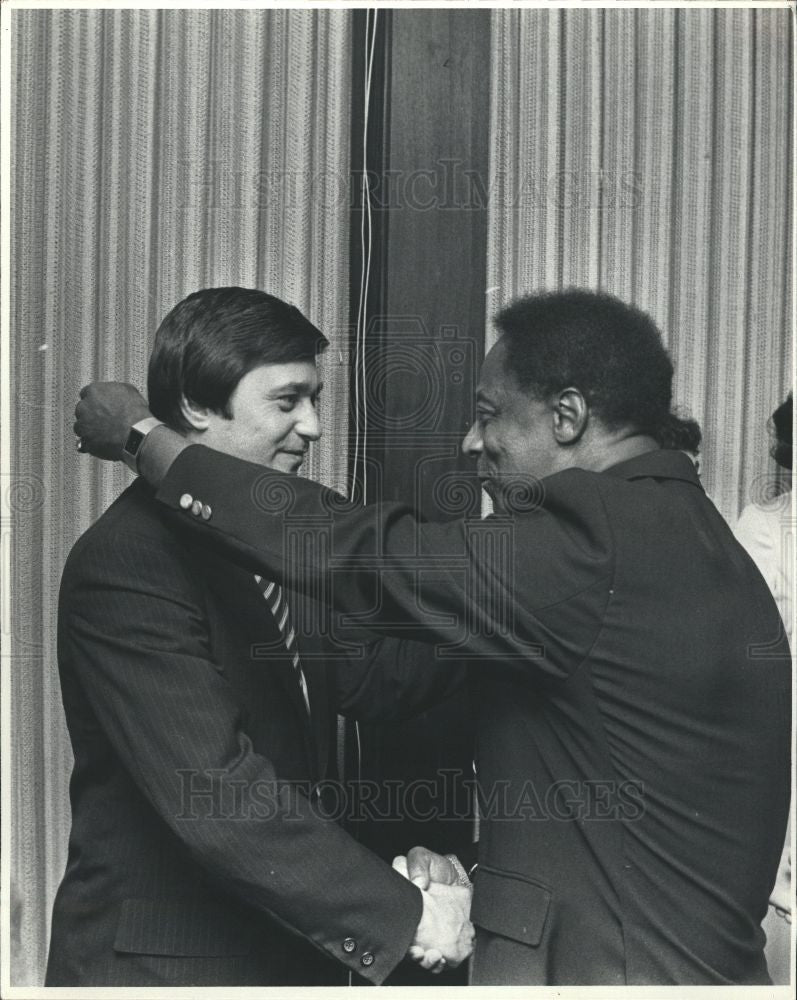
[[478, 476, 496, 499]]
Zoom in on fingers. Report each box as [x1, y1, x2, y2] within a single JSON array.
[[74, 391, 91, 430], [407, 945, 447, 974], [406, 845, 434, 889], [407, 944, 444, 971], [417, 948, 445, 973], [392, 855, 409, 879], [408, 845, 461, 887], [407, 853, 476, 975]]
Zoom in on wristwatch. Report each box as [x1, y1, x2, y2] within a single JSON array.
[[122, 417, 165, 474]]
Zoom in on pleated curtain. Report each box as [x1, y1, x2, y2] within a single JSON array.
[[9, 6, 794, 987], [487, 8, 792, 523], [10, 9, 352, 985]]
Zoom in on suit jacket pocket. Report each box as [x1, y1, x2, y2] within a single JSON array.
[[471, 865, 552, 946], [113, 898, 253, 957]]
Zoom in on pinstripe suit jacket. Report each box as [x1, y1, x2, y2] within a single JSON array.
[[47, 478, 454, 986]]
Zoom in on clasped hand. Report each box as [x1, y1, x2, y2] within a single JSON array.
[[393, 848, 474, 974]]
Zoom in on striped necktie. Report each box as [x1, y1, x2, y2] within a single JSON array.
[[254, 575, 311, 715]]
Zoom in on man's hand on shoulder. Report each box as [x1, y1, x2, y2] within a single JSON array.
[[74, 382, 151, 460]]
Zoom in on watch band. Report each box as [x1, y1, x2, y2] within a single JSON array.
[[444, 854, 473, 888], [122, 417, 164, 474]]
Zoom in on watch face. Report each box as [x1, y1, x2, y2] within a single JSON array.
[[123, 427, 146, 458]]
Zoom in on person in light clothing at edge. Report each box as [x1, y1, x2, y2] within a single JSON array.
[[734, 391, 793, 987], [74, 289, 791, 985]]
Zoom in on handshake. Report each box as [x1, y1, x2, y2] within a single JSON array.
[[393, 847, 476, 975]]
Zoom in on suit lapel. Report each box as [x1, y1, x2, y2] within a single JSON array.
[[197, 547, 318, 776]]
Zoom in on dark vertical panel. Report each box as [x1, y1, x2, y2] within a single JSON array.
[[376, 10, 489, 518], [347, 12, 490, 985]]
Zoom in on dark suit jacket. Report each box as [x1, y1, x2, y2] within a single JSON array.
[[154, 446, 792, 985], [48, 478, 459, 987]]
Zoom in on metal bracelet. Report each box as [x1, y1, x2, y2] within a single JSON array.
[[444, 854, 473, 888]]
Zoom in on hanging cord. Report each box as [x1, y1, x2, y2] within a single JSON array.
[[352, 8, 378, 504], [350, 13, 378, 862]]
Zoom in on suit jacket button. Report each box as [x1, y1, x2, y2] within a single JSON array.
[[361, 952, 375, 967], [201, 504, 212, 521], [342, 937, 356, 954], [179, 493, 193, 510], [191, 499, 202, 517]]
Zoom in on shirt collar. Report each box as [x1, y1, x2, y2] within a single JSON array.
[[603, 448, 703, 488]]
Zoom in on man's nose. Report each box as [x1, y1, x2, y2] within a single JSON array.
[[462, 421, 482, 457], [296, 400, 322, 441]]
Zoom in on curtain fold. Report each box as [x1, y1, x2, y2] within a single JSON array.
[[487, 8, 792, 522], [10, 9, 352, 984]]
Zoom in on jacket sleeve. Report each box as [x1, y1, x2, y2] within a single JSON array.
[[155, 445, 613, 681], [61, 525, 421, 984], [333, 636, 466, 723]]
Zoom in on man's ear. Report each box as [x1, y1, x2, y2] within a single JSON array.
[[179, 395, 211, 432], [552, 388, 588, 444]]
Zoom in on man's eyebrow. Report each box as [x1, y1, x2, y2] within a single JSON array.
[[269, 381, 324, 395]]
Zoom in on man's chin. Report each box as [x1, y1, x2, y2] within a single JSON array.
[[272, 453, 305, 474], [479, 478, 504, 512], [479, 477, 496, 500]]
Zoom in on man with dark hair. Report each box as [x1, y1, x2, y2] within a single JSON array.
[[50, 287, 474, 986], [147, 286, 327, 437], [493, 290, 701, 453], [75, 288, 791, 985]]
